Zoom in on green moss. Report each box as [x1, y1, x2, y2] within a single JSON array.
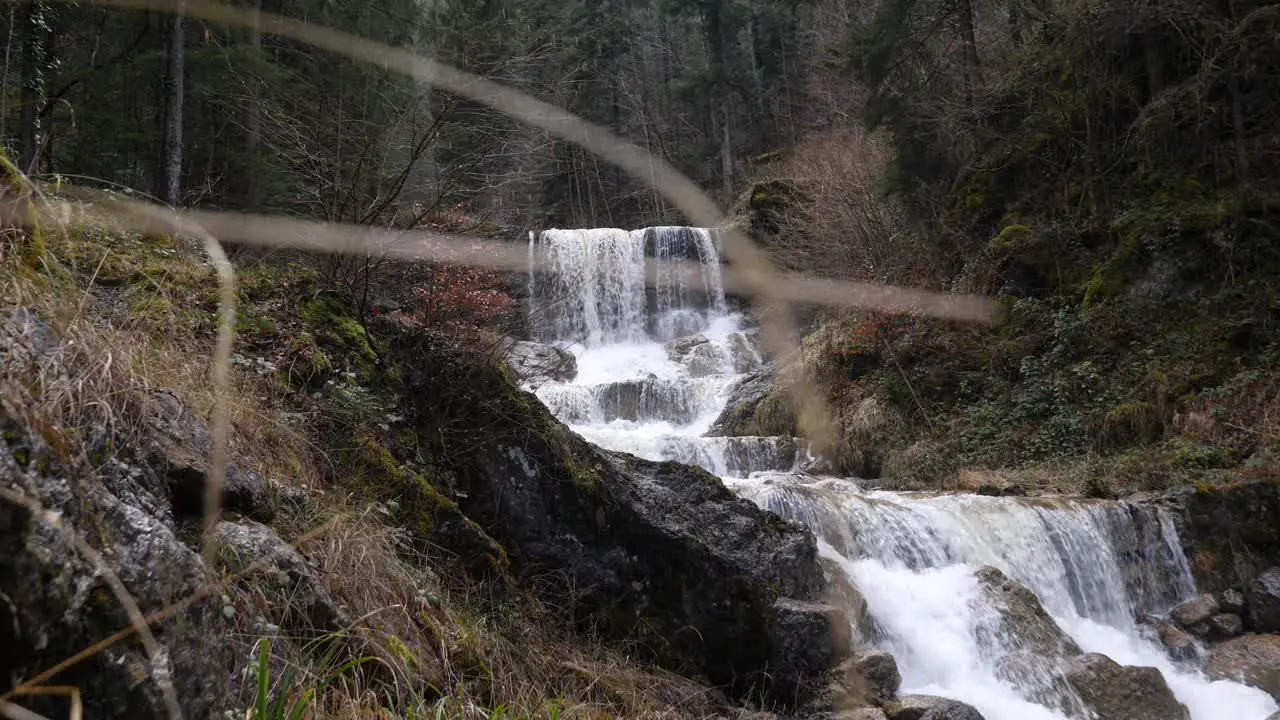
[[300, 295, 379, 379], [990, 224, 1033, 250], [565, 456, 603, 492]]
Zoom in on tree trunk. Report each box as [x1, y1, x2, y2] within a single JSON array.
[[159, 0, 185, 206], [17, 0, 45, 174], [1008, 0, 1023, 48], [243, 0, 262, 209], [957, 0, 981, 106]]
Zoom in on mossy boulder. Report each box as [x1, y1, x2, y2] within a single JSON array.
[[388, 330, 842, 707]]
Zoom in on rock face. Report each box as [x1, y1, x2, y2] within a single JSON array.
[[1141, 481, 1280, 594], [1061, 653, 1190, 720], [141, 390, 274, 522], [974, 567, 1081, 658], [849, 648, 901, 704], [884, 695, 985, 720], [665, 334, 726, 377], [707, 364, 788, 437], [1208, 613, 1244, 639], [1146, 617, 1198, 660], [208, 520, 349, 636], [1246, 567, 1280, 632], [1, 311, 238, 719], [1206, 634, 1280, 700], [399, 335, 843, 706], [1170, 593, 1219, 632], [1220, 587, 1246, 615], [502, 339, 577, 385]]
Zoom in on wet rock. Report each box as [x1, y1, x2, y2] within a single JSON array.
[[1220, 587, 1246, 615], [1246, 567, 1280, 632], [1171, 593, 1219, 630], [728, 330, 764, 373], [1138, 480, 1280, 594], [821, 557, 876, 643], [503, 339, 577, 385], [884, 695, 985, 720], [207, 520, 349, 636], [848, 648, 900, 703], [1208, 613, 1244, 639], [707, 364, 787, 437], [665, 334, 726, 377], [1147, 617, 1199, 661], [974, 567, 1081, 658], [399, 336, 835, 707], [1061, 653, 1190, 720], [140, 390, 274, 522], [1205, 634, 1280, 700]]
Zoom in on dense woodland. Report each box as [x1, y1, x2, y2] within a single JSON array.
[[3, 0, 1279, 481]]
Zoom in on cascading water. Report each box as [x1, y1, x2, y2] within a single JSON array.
[[526, 227, 1278, 720]]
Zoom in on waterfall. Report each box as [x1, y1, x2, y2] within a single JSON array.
[[525, 227, 1277, 720]]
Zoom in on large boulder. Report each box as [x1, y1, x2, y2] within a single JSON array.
[[502, 339, 577, 385], [397, 334, 842, 706], [1246, 567, 1280, 632], [1, 312, 237, 719], [974, 567, 1081, 659], [1206, 634, 1280, 700], [207, 520, 350, 636], [1061, 653, 1190, 720], [707, 364, 792, 437], [884, 695, 985, 720], [847, 648, 901, 704], [666, 334, 727, 377], [1170, 593, 1219, 633], [1143, 617, 1198, 661], [1208, 613, 1244, 639]]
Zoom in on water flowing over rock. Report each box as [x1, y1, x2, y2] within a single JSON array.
[[520, 231, 1279, 720], [1061, 653, 1190, 720], [1207, 635, 1280, 701], [1246, 568, 1280, 633]]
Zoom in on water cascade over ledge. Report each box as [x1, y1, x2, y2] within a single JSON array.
[[525, 227, 1279, 720]]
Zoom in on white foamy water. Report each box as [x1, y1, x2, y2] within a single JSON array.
[[526, 227, 1277, 720]]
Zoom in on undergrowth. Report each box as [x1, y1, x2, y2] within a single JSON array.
[[1, 187, 727, 719]]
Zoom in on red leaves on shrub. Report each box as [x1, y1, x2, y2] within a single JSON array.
[[408, 265, 515, 333]]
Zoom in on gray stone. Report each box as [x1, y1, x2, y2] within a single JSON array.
[[503, 339, 577, 385], [665, 334, 727, 377], [1171, 593, 1219, 630], [1062, 653, 1190, 720], [707, 364, 786, 437], [1150, 618, 1199, 661], [974, 567, 1081, 658], [207, 520, 349, 636], [849, 648, 901, 703], [1220, 587, 1246, 615], [1206, 634, 1280, 701], [1246, 567, 1280, 633], [885, 695, 985, 720], [399, 339, 836, 707], [728, 330, 764, 373], [771, 599, 853, 702], [140, 390, 274, 522], [1208, 613, 1244, 639]]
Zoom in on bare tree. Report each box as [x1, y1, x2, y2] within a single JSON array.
[[158, 0, 185, 205]]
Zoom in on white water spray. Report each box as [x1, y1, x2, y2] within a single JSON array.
[[526, 227, 1277, 720]]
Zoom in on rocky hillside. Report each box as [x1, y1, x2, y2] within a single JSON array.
[[0, 210, 850, 718]]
